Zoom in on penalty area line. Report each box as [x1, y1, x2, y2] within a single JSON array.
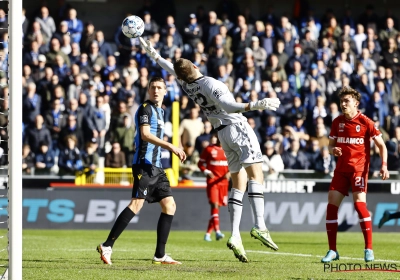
[[246, 250, 400, 263]]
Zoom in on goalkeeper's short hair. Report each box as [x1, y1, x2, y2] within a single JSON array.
[[174, 58, 198, 83]]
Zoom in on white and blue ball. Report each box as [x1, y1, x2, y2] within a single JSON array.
[[121, 15, 144, 38]]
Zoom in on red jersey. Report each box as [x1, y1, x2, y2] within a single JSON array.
[[198, 144, 229, 185], [329, 111, 381, 172]]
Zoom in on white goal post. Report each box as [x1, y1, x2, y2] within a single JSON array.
[[8, 0, 23, 279]]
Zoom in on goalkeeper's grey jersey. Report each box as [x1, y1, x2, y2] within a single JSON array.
[[178, 76, 247, 129]]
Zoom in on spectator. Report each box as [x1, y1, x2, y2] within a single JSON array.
[[382, 37, 400, 71], [386, 139, 400, 171], [312, 123, 330, 149], [183, 13, 202, 53], [53, 54, 70, 84], [304, 63, 326, 95], [22, 144, 35, 175], [179, 107, 204, 157], [59, 114, 85, 150], [110, 115, 135, 165], [122, 58, 139, 84], [23, 41, 41, 69], [67, 75, 85, 101], [379, 17, 398, 44], [94, 30, 114, 59], [58, 135, 83, 175], [281, 139, 310, 169], [202, 11, 220, 50], [80, 21, 96, 53], [88, 41, 107, 73], [32, 54, 48, 82], [260, 115, 281, 144], [46, 37, 71, 67], [353, 24, 367, 55], [34, 141, 55, 175], [105, 142, 126, 168], [387, 103, 400, 137], [251, 36, 267, 70], [275, 15, 298, 41], [288, 61, 306, 95], [218, 25, 233, 64], [282, 30, 295, 58], [260, 23, 276, 57], [60, 34, 72, 55], [301, 30, 318, 62], [264, 54, 287, 82], [306, 138, 321, 166], [313, 146, 335, 175], [261, 140, 284, 179], [247, 116, 262, 143], [288, 44, 310, 73], [25, 21, 49, 48], [384, 67, 400, 105], [290, 114, 310, 149], [141, 11, 159, 39], [23, 82, 42, 125], [82, 139, 99, 175], [35, 6, 56, 40], [45, 98, 66, 155], [66, 8, 83, 43], [362, 27, 382, 53], [160, 35, 178, 60], [52, 21, 69, 45]]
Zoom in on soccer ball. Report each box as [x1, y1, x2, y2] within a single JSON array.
[[121, 15, 144, 38]]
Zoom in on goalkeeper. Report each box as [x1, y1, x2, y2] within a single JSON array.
[[140, 38, 280, 263]]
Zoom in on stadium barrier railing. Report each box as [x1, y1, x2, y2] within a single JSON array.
[[74, 167, 178, 186]]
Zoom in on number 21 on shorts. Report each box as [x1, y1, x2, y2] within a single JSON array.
[[355, 176, 365, 188]]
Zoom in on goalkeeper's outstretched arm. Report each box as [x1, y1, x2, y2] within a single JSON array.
[[139, 37, 178, 78], [139, 37, 281, 113]]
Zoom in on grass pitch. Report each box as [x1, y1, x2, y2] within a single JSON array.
[[4, 230, 400, 279]]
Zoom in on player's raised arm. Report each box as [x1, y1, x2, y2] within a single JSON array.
[[373, 136, 389, 180], [207, 82, 281, 114], [139, 38, 179, 79]]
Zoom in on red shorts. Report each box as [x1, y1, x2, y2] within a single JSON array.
[[329, 171, 368, 196], [207, 182, 228, 206]]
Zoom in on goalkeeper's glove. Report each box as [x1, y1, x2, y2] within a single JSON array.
[[249, 98, 281, 111], [139, 37, 160, 60]]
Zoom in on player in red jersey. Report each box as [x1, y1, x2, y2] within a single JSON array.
[[198, 134, 230, 242], [321, 86, 390, 263]]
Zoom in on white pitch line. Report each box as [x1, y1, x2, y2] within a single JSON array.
[[247, 250, 400, 263], [49, 248, 400, 263]]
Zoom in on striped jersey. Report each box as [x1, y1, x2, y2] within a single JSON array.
[[133, 100, 164, 167]]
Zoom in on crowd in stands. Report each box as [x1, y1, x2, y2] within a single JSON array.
[[8, 1, 400, 177]]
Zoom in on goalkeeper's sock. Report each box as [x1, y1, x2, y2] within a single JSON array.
[[326, 204, 338, 251], [228, 188, 244, 240], [103, 207, 135, 247], [354, 202, 372, 249], [248, 180, 267, 230]]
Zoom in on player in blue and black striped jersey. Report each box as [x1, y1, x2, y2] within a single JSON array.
[[97, 77, 186, 265]]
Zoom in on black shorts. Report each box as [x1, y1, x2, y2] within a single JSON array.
[[131, 164, 172, 203]]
